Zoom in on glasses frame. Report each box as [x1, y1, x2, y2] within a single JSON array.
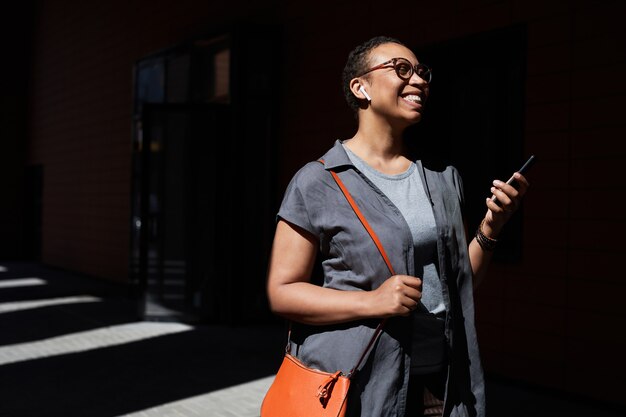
[[358, 57, 432, 84]]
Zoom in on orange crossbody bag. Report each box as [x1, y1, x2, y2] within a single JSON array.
[[261, 163, 395, 417]]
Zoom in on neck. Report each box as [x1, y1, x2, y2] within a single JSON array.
[[344, 115, 412, 174], [348, 112, 407, 159]]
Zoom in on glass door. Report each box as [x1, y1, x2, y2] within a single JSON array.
[[136, 104, 231, 321]]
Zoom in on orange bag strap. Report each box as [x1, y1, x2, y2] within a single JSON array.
[[284, 160, 395, 378], [326, 169, 395, 275], [320, 160, 392, 378]]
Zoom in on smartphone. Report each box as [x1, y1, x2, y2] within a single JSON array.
[[490, 155, 536, 202]]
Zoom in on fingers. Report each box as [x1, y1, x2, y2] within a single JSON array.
[[513, 172, 530, 190], [488, 184, 514, 213], [486, 195, 506, 214], [489, 173, 530, 213], [376, 275, 422, 317], [400, 275, 422, 289], [395, 275, 422, 315]]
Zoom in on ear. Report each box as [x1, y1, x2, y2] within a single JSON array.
[[350, 78, 370, 102]]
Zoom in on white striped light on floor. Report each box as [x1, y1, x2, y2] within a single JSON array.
[[0, 295, 102, 314], [118, 375, 275, 417], [0, 278, 47, 289], [0, 321, 193, 366]]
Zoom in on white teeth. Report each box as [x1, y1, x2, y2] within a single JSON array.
[[403, 95, 422, 103]]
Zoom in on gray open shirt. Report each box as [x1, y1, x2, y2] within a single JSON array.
[[277, 141, 485, 417]]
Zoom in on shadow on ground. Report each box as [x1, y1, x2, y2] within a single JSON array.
[[0, 262, 284, 417], [0, 262, 624, 417], [0, 326, 284, 416]]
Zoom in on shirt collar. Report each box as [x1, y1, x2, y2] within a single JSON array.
[[319, 140, 355, 170]]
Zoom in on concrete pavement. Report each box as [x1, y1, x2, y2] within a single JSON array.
[[1, 262, 624, 417], [0, 262, 284, 416]]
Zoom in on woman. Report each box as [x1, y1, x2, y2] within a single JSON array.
[[266, 36, 528, 417]]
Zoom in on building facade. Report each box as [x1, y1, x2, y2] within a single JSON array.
[[2, 0, 625, 407]]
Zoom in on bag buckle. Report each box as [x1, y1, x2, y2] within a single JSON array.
[[316, 371, 341, 406]]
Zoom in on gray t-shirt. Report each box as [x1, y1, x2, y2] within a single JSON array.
[[343, 144, 445, 314]]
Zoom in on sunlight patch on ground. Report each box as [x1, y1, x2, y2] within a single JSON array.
[[0, 295, 102, 314], [118, 374, 275, 417], [0, 321, 193, 366], [0, 278, 47, 289]]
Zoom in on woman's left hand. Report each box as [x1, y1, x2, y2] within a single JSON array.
[[482, 172, 530, 237]]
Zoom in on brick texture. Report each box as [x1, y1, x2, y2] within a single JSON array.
[[24, 0, 626, 406]]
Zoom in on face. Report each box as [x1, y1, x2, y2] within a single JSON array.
[[359, 43, 430, 127]]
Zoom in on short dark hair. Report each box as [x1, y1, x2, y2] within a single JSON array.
[[342, 36, 405, 114]]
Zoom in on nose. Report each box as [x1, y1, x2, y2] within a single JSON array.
[[409, 70, 429, 87]]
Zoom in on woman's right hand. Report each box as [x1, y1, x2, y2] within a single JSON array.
[[370, 275, 422, 318]]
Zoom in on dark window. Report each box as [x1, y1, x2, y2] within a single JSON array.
[[130, 28, 279, 323]]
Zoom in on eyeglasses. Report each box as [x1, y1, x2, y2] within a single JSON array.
[[359, 57, 432, 83]]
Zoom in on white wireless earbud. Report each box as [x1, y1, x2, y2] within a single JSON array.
[[359, 86, 372, 102]]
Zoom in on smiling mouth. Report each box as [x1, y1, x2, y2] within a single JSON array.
[[401, 94, 423, 104]]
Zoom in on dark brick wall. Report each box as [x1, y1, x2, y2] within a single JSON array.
[[472, 0, 626, 405], [25, 0, 626, 403], [25, 0, 282, 281], [0, 2, 37, 259]]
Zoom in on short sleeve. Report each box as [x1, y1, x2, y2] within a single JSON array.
[[277, 162, 327, 237]]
